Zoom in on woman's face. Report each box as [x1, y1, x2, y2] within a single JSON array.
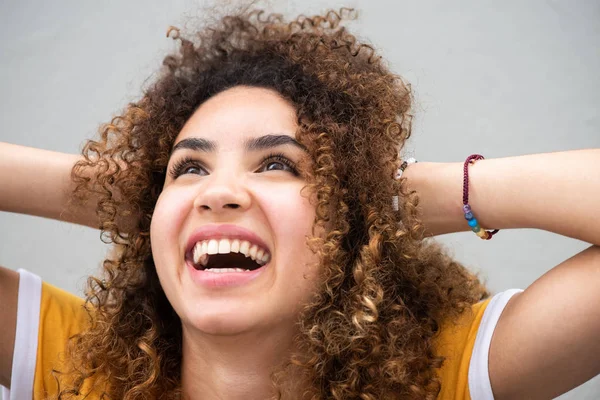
[[150, 86, 320, 336]]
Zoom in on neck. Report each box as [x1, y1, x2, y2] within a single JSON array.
[[180, 325, 302, 400]]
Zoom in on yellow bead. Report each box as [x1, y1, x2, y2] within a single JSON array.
[[476, 229, 489, 239]]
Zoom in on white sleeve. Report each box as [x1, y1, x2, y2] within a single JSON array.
[[468, 288, 524, 400], [1, 269, 42, 400]]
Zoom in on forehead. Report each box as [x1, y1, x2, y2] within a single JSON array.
[[174, 86, 299, 151]]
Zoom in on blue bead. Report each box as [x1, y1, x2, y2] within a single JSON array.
[[471, 225, 481, 232], [464, 211, 474, 220], [468, 218, 478, 228]]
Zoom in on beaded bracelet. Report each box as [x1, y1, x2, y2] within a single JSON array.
[[396, 157, 417, 179], [463, 154, 499, 240], [392, 158, 417, 211]]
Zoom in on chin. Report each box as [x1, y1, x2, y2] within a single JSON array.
[[181, 302, 266, 336]]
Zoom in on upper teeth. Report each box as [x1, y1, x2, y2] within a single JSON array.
[[192, 238, 271, 268]]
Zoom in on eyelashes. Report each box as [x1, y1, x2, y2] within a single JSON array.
[[168, 156, 202, 178], [168, 152, 299, 179], [258, 153, 299, 175]]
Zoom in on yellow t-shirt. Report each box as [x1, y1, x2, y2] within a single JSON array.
[[33, 281, 92, 398], [432, 297, 492, 399], [2, 269, 522, 399]]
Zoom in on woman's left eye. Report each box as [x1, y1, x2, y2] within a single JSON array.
[[259, 154, 298, 175]]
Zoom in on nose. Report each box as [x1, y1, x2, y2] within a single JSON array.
[[192, 171, 252, 214]]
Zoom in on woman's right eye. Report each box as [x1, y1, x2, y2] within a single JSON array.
[[169, 158, 206, 178], [180, 165, 202, 175]]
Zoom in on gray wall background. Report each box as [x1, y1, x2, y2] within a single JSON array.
[[1, 0, 598, 398]]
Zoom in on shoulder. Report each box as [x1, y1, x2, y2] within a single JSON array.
[[432, 289, 523, 400]]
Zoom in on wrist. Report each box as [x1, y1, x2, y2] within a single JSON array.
[[402, 161, 465, 236]]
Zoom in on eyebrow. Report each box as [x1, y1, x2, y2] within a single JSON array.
[[171, 134, 308, 156]]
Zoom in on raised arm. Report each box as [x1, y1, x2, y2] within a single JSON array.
[[0, 141, 133, 388], [403, 149, 600, 399], [0, 142, 95, 388], [402, 149, 600, 245], [0, 142, 100, 228]]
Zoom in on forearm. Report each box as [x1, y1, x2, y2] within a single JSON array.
[[0, 142, 99, 228], [403, 149, 600, 246]]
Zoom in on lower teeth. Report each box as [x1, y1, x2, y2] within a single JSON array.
[[204, 268, 249, 273]]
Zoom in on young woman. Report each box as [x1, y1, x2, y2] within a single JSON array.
[[1, 7, 599, 400]]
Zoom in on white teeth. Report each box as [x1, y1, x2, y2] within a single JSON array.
[[192, 243, 209, 267], [218, 239, 231, 254], [249, 245, 258, 259], [193, 242, 201, 264], [207, 239, 219, 255], [255, 252, 270, 266], [205, 268, 249, 273], [190, 238, 271, 267], [239, 240, 250, 256]]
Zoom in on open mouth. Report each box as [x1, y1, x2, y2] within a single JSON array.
[[187, 239, 271, 273]]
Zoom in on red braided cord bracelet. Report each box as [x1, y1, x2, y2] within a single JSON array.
[[463, 154, 500, 240]]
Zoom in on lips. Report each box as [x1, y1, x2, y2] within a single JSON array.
[[185, 224, 272, 269], [186, 258, 267, 287]]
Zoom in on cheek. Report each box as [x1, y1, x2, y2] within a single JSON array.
[[266, 186, 315, 245], [150, 189, 191, 269], [262, 186, 321, 286]]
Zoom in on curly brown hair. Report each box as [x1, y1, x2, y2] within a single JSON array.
[[56, 6, 490, 399]]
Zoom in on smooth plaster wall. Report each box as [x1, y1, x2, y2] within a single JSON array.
[[1, 0, 599, 398]]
